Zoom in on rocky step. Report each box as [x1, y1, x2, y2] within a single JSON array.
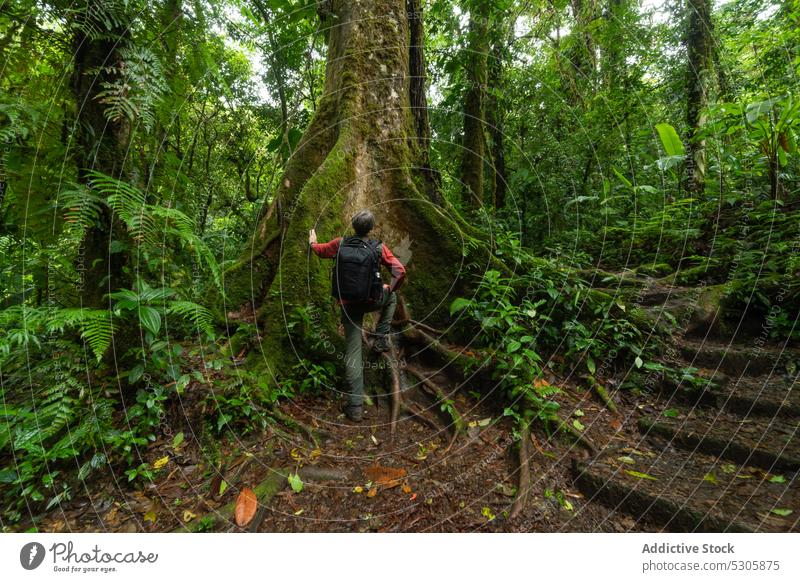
[[639, 411, 800, 472], [678, 340, 799, 377], [573, 447, 799, 532], [661, 371, 800, 418]]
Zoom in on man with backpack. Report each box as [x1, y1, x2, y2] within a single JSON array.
[[309, 210, 406, 422]]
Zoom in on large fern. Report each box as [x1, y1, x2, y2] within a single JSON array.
[[52, 308, 117, 362]]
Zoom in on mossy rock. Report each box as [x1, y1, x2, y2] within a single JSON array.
[[636, 263, 673, 277]]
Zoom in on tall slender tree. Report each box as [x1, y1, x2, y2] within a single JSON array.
[[685, 0, 713, 193]]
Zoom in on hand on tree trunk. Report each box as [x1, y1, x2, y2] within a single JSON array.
[[309, 228, 317, 245]]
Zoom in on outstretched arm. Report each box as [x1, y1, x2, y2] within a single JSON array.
[[381, 245, 406, 292], [309, 231, 341, 258]]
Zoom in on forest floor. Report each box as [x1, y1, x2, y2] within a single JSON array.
[[20, 277, 800, 533]]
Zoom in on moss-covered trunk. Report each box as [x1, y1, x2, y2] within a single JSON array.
[[685, 0, 713, 193], [223, 0, 473, 374]]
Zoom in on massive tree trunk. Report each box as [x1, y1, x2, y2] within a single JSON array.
[[71, 1, 132, 307], [460, 2, 489, 207], [685, 0, 713, 193], [223, 0, 477, 371]]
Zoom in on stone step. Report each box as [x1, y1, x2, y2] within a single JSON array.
[[639, 411, 800, 472], [678, 340, 799, 377], [659, 371, 800, 418], [573, 447, 799, 532]]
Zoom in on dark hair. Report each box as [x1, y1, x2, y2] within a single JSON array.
[[351, 210, 375, 236]]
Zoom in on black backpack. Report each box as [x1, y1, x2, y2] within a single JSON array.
[[332, 236, 383, 303]]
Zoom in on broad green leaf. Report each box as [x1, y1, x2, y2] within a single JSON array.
[[771, 508, 793, 517], [626, 470, 658, 481], [768, 475, 786, 484], [662, 408, 679, 418], [138, 306, 161, 335], [172, 432, 185, 448], [288, 472, 304, 493], [572, 419, 585, 431], [655, 123, 685, 157], [449, 297, 471, 315], [586, 355, 596, 375]]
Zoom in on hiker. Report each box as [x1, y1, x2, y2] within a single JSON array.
[[309, 210, 406, 422]]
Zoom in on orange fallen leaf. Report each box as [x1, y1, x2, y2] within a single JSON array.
[[367, 488, 378, 498], [364, 465, 407, 488], [401, 483, 412, 494], [234, 487, 258, 527]]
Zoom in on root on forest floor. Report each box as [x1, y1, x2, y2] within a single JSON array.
[[404, 364, 466, 451]]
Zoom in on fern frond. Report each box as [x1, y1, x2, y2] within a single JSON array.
[[167, 301, 216, 338]]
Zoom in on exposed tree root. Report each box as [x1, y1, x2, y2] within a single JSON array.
[[395, 318, 445, 336], [510, 422, 531, 520], [269, 405, 327, 447], [404, 364, 465, 450], [554, 416, 597, 454], [399, 399, 441, 431], [401, 325, 481, 368], [179, 466, 348, 532], [587, 375, 618, 413]]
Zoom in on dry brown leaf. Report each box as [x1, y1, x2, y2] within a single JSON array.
[[401, 483, 412, 494], [364, 465, 407, 488], [234, 487, 258, 527], [367, 487, 378, 498]]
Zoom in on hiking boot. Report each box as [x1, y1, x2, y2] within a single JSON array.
[[373, 335, 390, 353], [341, 403, 363, 423]]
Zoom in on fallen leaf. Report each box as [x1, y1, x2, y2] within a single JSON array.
[[573, 409, 585, 417], [721, 463, 737, 474], [290, 448, 302, 461], [401, 483, 412, 494], [609, 418, 622, 431], [703, 472, 718, 484], [768, 475, 786, 484], [477, 417, 492, 427], [309, 448, 322, 459], [481, 506, 496, 521], [625, 470, 658, 481], [370, 435, 379, 445], [219, 480, 228, 496], [172, 432, 185, 448], [182, 510, 196, 523], [288, 472, 303, 493], [234, 487, 258, 527], [617, 456, 636, 465], [367, 488, 378, 498], [364, 465, 407, 488], [353, 486, 364, 494], [143, 511, 157, 524], [572, 419, 585, 431], [771, 508, 793, 517], [294, 509, 304, 516], [153, 456, 169, 470]]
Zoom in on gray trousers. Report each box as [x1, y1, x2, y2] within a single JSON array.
[[341, 289, 397, 406]]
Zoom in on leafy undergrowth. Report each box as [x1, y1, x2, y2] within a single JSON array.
[[10, 354, 656, 533]]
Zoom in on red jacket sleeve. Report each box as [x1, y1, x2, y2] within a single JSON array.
[[381, 244, 406, 292], [310, 237, 341, 258]]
